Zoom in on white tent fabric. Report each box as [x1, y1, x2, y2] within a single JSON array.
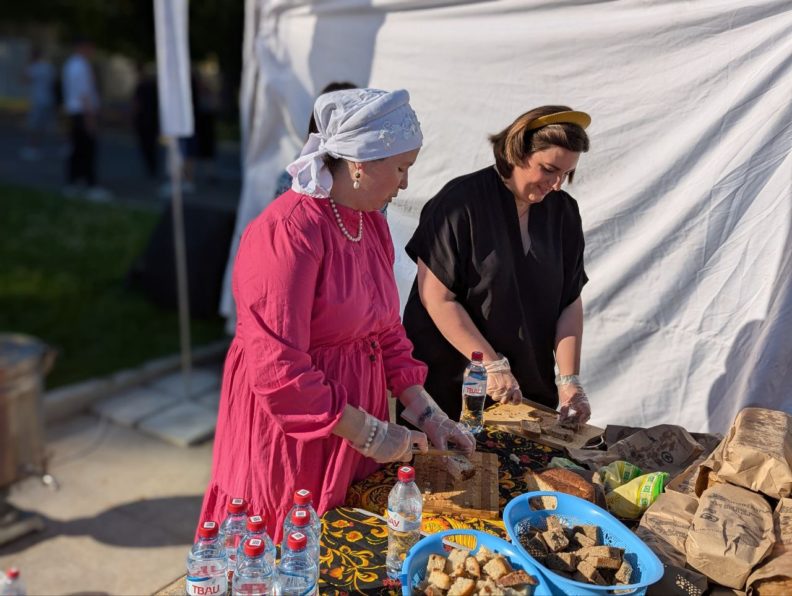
[[153, 0, 193, 137], [223, 0, 792, 433]]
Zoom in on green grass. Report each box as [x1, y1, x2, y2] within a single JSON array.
[[0, 184, 227, 388]]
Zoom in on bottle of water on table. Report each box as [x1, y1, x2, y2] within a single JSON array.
[[186, 521, 228, 596], [386, 465, 422, 579], [221, 497, 249, 574], [460, 350, 487, 434], [0, 568, 25, 596], [276, 532, 318, 596], [285, 489, 321, 540], [283, 510, 320, 565], [237, 515, 277, 568], [233, 538, 275, 596]]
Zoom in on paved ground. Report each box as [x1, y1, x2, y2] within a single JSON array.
[[0, 366, 222, 595], [0, 111, 241, 212]]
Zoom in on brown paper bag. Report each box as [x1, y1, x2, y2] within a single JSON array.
[[746, 498, 792, 595], [695, 408, 792, 500], [636, 491, 699, 566], [685, 483, 775, 589], [569, 424, 704, 476], [667, 455, 710, 496]]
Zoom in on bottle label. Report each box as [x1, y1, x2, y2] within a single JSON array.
[[387, 509, 421, 532], [186, 574, 227, 596], [462, 380, 486, 396]]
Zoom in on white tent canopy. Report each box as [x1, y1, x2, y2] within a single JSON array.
[[223, 0, 792, 433]]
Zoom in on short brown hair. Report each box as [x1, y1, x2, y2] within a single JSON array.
[[490, 105, 590, 181]]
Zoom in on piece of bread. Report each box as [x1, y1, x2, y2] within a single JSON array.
[[427, 570, 452, 591], [447, 454, 477, 481], [546, 552, 578, 573], [447, 548, 470, 577], [577, 559, 608, 586], [423, 585, 445, 596], [524, 468, 597, 503], [541, 528, 569, 553], [464, 555, 481, 578], [482, 555, 513, 581], [426, 553, 447, 574], [572, 531, 597, 548], [614, 560, 633, 585], [475, 545, 495, 565], [576, 545, 624, 560], [447, 576, 476, 596], [497, 570, 538, 587], [587, 556, 623, 570]]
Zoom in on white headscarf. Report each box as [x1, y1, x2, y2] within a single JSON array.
[[287, 88, 423, 197]]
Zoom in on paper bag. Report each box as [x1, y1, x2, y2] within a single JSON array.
[[636, 491, 699, 566], [569, 424, 704, 476], [695, 408, 792, 500], [667, 454, 710, 496], [685, 483, 775, 589], [746, 498, 792, 595]]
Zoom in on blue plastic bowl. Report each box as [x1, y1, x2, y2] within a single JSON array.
[[400, 528, 555, 596], [503, 492, 664, 596]]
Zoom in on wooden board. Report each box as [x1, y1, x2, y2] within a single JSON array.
[[414, 451, 499, 519], [483, 402, 603, 450]]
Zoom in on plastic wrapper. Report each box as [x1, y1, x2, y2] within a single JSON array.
[[599, 460, 644, 492], [605, 471, 669, 519]]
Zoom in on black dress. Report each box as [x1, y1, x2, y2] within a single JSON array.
[[402, 166, 588, 421]]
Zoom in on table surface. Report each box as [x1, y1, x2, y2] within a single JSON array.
[[155, 427, 564, 595]]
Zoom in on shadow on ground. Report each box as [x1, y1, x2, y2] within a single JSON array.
[[0, 495, 202, 555]]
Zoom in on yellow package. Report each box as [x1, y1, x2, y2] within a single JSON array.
[[599, 460, 643, 492], [605, 472, 670, 519]]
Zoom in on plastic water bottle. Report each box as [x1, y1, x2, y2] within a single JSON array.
[[286, 489, 321, 539], [0, 568, 25, 596], [385, 465, 422, 578], [276, 532, 318, 596], [283, 510, 320, 564], [233, 538, 275, 596], [460, 350, 487, 434], [221, 497, 249, 572], [186, 521, 228, 596], [237, 515, 277, 568]]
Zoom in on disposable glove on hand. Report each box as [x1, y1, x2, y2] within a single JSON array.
[[557, 380, 592, 429], [484, 355, 523, 404], [350, 410, 428, 464], [401, 388, 476, 455]]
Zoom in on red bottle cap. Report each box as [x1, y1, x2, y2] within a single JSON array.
[[397, 466, 415, 482], [247, 515, 266, 532], [291, 509, 310, 527], [6, 568, 20, 580], [287, 532, 307, 551], [198, 521, 219, 538], [243, 538, 265, 557], [294, 489, 313, 506], [227, 497, 247, 514], [471, 351, 483, 362]]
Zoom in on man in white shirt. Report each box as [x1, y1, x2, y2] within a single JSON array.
[[62, 39, 109, 200]]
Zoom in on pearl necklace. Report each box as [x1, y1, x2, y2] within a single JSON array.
[[328, 197, 363, 242]]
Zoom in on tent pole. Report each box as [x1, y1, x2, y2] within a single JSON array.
[[166, 136, 192, 399]]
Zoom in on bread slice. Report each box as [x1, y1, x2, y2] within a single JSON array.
[[524, 468, 597, 503], [447, 454, 477, 481], [447, 576, 476, 596]]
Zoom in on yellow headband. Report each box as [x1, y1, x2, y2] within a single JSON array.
[[524, 110, 591, 132]]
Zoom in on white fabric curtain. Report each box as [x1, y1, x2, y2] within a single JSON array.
[[225, 0, 792, 433]]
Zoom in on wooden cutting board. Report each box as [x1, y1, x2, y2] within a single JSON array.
[[483, 402, 603, 450], [414, 451, 500, 519]]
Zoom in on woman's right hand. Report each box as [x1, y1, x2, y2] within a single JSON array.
[[343, 407, 428, 463], [484, 355, 523, 404]]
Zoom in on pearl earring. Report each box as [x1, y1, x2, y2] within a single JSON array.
[[353, 170, 361, 190]]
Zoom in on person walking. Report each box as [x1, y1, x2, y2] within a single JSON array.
[[62, 39, 110, 201], [20, 46, 56, 161]]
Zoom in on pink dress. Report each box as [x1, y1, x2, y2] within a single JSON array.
[[198, 190, 427, 544]]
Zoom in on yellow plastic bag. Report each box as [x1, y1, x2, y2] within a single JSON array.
[[605, 472, 670, 519], [599, 460, 643, 492]]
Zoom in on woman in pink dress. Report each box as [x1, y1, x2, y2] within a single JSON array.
[[198, 88, 475, 543]]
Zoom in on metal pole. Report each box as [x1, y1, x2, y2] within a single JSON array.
[[167, 136, 192, 399]]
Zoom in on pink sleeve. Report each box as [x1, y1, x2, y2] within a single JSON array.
[[378, 318, 428, 398], [234, 217, 347, 440], [375, 223, 428, 397]]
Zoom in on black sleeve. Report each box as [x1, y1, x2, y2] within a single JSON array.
[[405, 190, 471, 298], [560, 194, 589, 310]]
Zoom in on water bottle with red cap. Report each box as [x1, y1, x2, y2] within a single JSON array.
[[285, 489, 320, 538], [221, 497, 249, 572], [0, 568, 25, 596], [282, 510, 319, 563], [460, 350, 487, 434], [385, 465, 422, 578], [186, 521, 228, 596], [276, 532, 318, 595], [236, 515, 276, 567], [233, 538, 275, 596]]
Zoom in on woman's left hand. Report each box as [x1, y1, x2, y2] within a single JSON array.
[[557, 381, 591, 429], [401, 387, 476, 455]]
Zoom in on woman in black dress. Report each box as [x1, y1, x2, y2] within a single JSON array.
[[403, 106, 592, 427]]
